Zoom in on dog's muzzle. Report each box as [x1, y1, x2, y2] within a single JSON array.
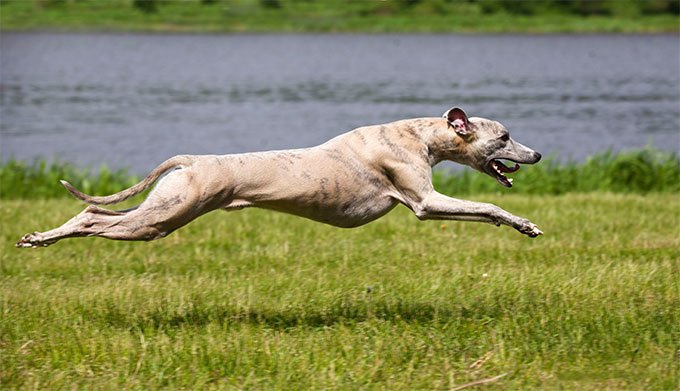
[[485, 150, 541, 188]]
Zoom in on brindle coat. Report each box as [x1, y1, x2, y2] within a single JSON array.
[[17, 107, 542, 248]]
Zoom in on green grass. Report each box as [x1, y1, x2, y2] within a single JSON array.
[[1, 0, 678, 33], [1, 193, 679, 389], [434, 148, 680, 195], [0, 159, 141, 200]]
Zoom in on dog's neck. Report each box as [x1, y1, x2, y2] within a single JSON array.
[[419, 118, 474, 167]]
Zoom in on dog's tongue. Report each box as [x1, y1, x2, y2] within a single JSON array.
[[498, 161, 520, 173]]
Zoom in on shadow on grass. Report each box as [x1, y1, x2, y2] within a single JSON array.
[[90, 298, 499, 331]]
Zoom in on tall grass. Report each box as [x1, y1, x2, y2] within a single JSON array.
[[1, 0, 678, 33], [0, 159, 140, 200], [434, 148, 680, 195], [2, 148, 678, 200]]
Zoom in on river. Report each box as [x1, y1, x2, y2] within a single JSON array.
[[1, 32, 678, 173]]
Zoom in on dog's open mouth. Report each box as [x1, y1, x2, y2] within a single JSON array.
[[487, 159, 520, 188]]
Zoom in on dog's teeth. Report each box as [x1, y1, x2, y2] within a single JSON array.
[[508, 178, 513, 184]]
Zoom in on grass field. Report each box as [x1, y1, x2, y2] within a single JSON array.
[[1, 193, 679, 389], [1, 0, 678, 33]]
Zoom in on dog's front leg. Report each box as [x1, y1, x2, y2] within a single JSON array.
[[412, 191, 543, 237]]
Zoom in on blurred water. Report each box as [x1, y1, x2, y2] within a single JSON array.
[[1, 32, 678, 173]]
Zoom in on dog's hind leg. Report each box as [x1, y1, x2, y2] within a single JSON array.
[[16, 168, 220, 248], [16, 201, 204, 248], [17, 205, 137, 247]]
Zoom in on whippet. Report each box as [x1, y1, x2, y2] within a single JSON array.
[[17, 107, 543, 248]]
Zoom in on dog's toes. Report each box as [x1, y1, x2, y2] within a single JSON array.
[[16, 233, 46, 248], [527, 225, 543, 237], [16, 234, 35, 248], [518, 221, 543, 238]]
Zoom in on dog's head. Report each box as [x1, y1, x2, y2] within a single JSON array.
[[443, 107, 541, 188]]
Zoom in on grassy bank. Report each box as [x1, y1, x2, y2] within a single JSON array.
[[2, 148, 679, 200], [1, 0, 678, 33], [1, 193, 679, 388]]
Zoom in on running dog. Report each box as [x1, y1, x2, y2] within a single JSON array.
[[17, 107, 543, 248]]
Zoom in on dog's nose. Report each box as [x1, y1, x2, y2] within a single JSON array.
[[534, 152, 542, 162]]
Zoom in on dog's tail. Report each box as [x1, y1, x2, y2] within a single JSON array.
[[60, 155, 194, 205]]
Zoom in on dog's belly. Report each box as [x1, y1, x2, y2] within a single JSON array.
[[257, 195, 399, 228], [217, 147, 403, 228]]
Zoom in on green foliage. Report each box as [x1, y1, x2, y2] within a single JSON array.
[[0, 0, 677, 33], [1, 194, 679, 388], [0, 159, 140, 200], [132, 0, 158, 14], [259, 0, 281, 10], [433, 148, 680, 196]]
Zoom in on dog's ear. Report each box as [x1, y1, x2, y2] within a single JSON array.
[[443, 107, 472, 136]]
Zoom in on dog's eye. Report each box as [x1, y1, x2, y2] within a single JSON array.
[[500, 134, 510, 142]]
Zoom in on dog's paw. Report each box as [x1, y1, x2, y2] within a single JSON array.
[[518, 221, 543, 238], [16, 233, 50, 248]]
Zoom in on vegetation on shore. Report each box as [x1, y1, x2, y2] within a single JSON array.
[[2, 148, 679, 200], [1, 0, 678, 33], [1, 192, 679, 389]]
